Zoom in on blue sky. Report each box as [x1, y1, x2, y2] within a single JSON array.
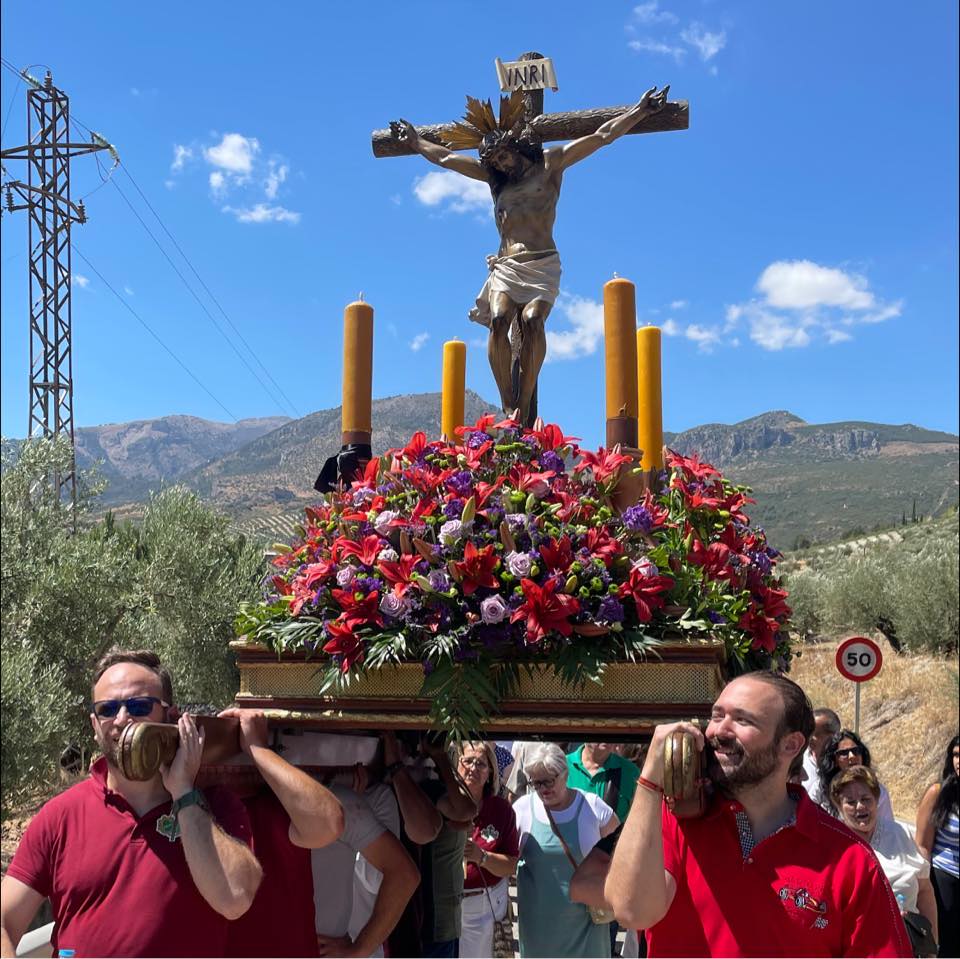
[[2, 1, 957, 448]]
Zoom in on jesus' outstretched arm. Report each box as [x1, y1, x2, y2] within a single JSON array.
[[390, 119, 489, 182]]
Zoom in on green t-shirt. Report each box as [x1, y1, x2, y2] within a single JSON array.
[[565, 748, 639, 823]]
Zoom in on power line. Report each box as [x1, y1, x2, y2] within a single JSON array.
[[1, 72, 21, 143], [117, 163, 303, 418], [73, 244, 239, 422], [107, 171, 299, 419]]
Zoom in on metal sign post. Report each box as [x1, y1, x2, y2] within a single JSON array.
[[835, 636, 883, 734]]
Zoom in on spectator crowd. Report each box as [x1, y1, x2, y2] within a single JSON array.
[[0, 649, 956, 958]]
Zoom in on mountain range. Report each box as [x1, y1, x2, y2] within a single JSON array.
[[58, 393, 959, 549]]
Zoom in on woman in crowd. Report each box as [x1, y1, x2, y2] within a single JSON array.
[[832, 765, 938, 956], [456, 741, 520, 959], [513, 743, 619, 958], [916, 734, 959, 958], [816, 729, 894, 820]]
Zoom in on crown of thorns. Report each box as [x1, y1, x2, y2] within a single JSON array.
[[442, 90, 531, 151]]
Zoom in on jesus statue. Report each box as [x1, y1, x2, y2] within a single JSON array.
[[391, 85, 668, 425]]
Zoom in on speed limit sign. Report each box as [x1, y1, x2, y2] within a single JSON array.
[[836, 637, 883, 682], [836, 636, 883, 734]]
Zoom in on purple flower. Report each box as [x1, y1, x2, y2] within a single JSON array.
[[448, 471, 475, 497], [439, 520, 464, 545], [421, 659, 435, 676], [506, 513, 527, 530], [373, 510, 399, 535], [355, 576, 381, 594], [378, 547, 399, 563], [707, 610, 728, 625], [336, 566, 356, 588], [427, 569, 450, 592], [467, 431, 492, 449], [540, 450, 566, 474], [443, 499, 465, 519], [597, 595, 625, 624], [353, 488, 374, 506], [749, 550, 772, 576], [481, 594, 508, 624], [631, 556, 659, 578], [380, 593, 405, 618], [506, 551, 532, 578], [622, 504, 654, 533]]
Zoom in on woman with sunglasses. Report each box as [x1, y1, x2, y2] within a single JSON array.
[[456, 742, 520, 959], [513, 743, 620, 958], [815, 729, 894, 822], [831, 766, 938, 956], [916, 734, 959, 958]]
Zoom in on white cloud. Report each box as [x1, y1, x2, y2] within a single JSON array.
[[130, 87, 141, 97], [71, 273, 90, 289], [209, 171, 227, 196], [413, 172, 491, 214], [409, 332, 430, 352], [748, 313, 811, 351], [204, 133, 260, 176], [628, 38, 687, 62], [826, 328, 853, 344], [669, 299, 688, 310], [123, 286, 135, 297], [685, 324, 723, 352], [222, 203, 301, 224], [264, 162, 288, 200], [756, 259, 875, 310], [164, 179, 176, 190], [171, 144, 192, 172], [390, 194, 402, 206], [633, 1, 677, 24], [680, 22, 727, 61], [661, 318, 680, 336], [545, 294, 605, 361]]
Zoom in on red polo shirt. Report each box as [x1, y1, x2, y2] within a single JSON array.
[[226, 789, 318, 957], [6, 758, 253, 958], [647, 786, 911, 957]]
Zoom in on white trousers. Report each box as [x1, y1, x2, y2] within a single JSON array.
[[459, 877, 509, 959]]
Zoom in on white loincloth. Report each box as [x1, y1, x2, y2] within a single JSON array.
[[468, 250, 562, 328]]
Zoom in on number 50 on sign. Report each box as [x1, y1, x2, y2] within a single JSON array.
[[835, 636, 883, 734]]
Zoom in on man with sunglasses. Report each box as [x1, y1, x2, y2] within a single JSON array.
[[1, 649, 263, 958], [603, 672, 911, 957]]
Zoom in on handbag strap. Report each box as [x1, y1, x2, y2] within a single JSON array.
[[544, 793, 583, 871]]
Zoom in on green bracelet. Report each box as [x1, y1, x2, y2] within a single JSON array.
[[170, 787, 207, 818]]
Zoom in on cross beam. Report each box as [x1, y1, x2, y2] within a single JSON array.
[[371, 100, 688, 158]]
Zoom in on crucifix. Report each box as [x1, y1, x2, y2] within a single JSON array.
[[372, 51, 689, 427]]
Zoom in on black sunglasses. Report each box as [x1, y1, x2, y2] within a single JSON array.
[[836, 746, 863, 758], [93, 696, 168, 719], [530, 776, 558, 790]]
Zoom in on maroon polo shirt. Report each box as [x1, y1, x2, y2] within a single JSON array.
[[646, 785, 911, 957], [7, 758, 253, 958], [464, 793, 520, 890], [225, 789, 318, 957]]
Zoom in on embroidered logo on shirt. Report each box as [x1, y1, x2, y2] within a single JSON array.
[[778, 885, 829, 928], [480, 824, 500, 843], [156, 813, 182, 842]]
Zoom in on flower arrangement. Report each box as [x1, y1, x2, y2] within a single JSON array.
[[236, 414, 793, 734]]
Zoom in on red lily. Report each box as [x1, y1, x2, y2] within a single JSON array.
[[333, 534, 383, 566], [508, 464, 555, 498], [271, 575, 292, 594], [574, 447, 634, 484], [300, 560, 336, 589], [331, 588, 384, 628], [530, 422, 580, 451], [584, 528, 622, 567], [687, 539, 738, 582], [350, 457, 381, 491], [378, 554, 421, 597], [473, 477, 505, 510], [550, 488, 588, 523], [290, 579, 317, 616], [738, 609, 781, 653], [639, 488, 670, 529], [757, 585, 791, 620], [457, 439, 493, 470], [452, 541, 499, 595], [510, 578, 581, 644], [401, 431, 428, 461], [666, 450, 720, 482], [323, 620, 365, 672], [540, 535, 574, 573], [618, 568, 674, 623]]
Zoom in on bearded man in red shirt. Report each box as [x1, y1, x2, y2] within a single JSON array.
[[603, 671, 911, 958], [0, 649, 263, 958]]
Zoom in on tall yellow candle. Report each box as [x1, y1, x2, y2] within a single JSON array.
[[441, 340, 466, 440], [603, 276, 639, 448], [341, 299, 374, 442], [636, 325, 664, 470]]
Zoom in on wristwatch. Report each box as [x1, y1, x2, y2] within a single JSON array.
[[170, 788, 208, 818]]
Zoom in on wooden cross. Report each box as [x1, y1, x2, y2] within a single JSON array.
[[371, 50, 689, 158]]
